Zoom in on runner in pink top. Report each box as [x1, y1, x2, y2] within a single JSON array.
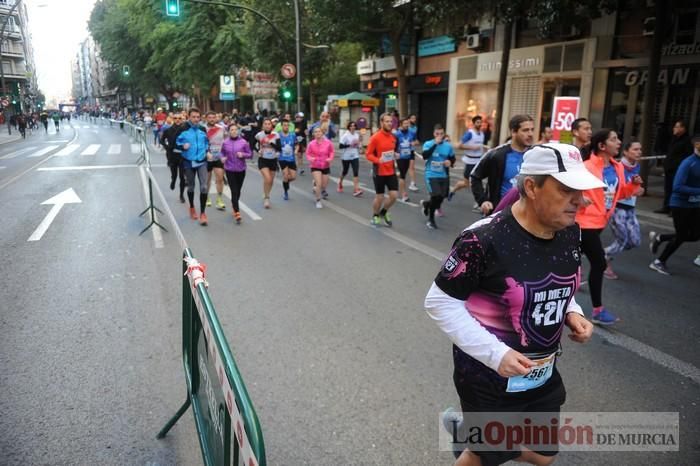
[[306, 126, 335, 208]]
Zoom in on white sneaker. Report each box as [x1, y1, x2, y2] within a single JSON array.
[[315, 200, 323, 209], [401, 194, 410, 203], [694, 255, 700, 267], [408, 182, 419, 192]]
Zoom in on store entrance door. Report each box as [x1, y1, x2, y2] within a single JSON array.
[[418, 92, 448, 142]]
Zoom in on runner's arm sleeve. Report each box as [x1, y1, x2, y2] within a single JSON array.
[[425, 283, 511, 372], [470, 154, 490, 204], [365, 138, 379, 164], [421, 140, 436, 160], [565, 295, 585, 316], [672, 159, 700, 195]]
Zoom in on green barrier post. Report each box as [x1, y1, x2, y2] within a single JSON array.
[[157, 249, 266, 466]]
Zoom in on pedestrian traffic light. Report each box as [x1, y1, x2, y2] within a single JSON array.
[[278, 81, 295, 103], [165, 0, 180, 17], [122, 65, 130, 77]]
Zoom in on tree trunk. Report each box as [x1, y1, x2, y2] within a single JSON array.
[[391, 33, 408, 118], [639, 0, 667, 188], [493, 20, 513, 145]]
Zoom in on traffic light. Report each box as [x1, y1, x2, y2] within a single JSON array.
[[278, 81, 295, 102], [165, 0, 180, 16], [122, 65, 130, 77], [172, 102, 178, 107]]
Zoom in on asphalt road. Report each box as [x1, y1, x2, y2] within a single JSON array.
[[0, 119, 698, 465]]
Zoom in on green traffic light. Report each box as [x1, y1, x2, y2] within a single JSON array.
[[165, 0, 180, 16], [283, 91, 291, 99]]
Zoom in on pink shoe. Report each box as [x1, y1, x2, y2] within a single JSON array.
[[352, 189, 364, 197]]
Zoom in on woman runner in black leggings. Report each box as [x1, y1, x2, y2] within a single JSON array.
[[221, 123, 252, 224]]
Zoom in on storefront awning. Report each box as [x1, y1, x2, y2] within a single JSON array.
[[336, 92, 380, 107]]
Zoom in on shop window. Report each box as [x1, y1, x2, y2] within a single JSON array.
[[457, 56, 477, 81], [543, 46, 562, 73], [562, 44, 583, 72], [510, 76, 541, 119]]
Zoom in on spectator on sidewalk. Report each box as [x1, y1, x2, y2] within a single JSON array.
[[656, 119, 693, 214]]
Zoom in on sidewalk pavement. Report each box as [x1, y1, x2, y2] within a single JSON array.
[[0, 126, 20, 145]]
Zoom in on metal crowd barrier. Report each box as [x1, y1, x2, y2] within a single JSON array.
[[157, 249, 267, 466]]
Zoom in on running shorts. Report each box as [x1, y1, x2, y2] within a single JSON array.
[[427, 178, 449, 197], [258, 157, 278, 171], [373, 174, 398, 194], [278, 160, 297, 171], [463, 163, 476, 179], [397, 158, 411, 180], [453, 347, 565, 466], [311, 167, 330, 175], [207, 159, 224, 171]]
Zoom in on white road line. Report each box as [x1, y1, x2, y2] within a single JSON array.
[[0, 146, 37, 160], [131, 143, 140, 154], [44, 139, 70, 143], [37, 164, 166, 171], [595, 328, 700, 385], [0, 166, 5, 170], [328, 174, 419, 207], [209, 184, 262, 220], [80, 144, 100, 156], [144, 167, 187, 251], [55, 144, 81, 156], [27, 145, 60, 157], [82, 125, 91, 129], [138, 166, 164, 249], [288, 182, 445, 260], [107, 144, 121, 154]]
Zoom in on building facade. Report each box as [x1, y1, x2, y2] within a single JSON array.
[[356, 3, 700, 151], [0, 0, 38, 113], [72, 35, 116, 111]]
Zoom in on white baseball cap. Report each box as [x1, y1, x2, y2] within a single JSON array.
[[520, 143, 605, 190], [295, 112, 304, 118]]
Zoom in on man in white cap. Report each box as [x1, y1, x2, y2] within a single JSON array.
[[425, 143, 599, 466]]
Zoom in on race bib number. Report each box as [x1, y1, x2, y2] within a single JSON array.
[[262, 148, 276, 159], [506, 352, 555, 392], [605, 190, 615, 210], [400, 148, 411, 157], [381, 150, 395, 162], [430, 161, 444, 171]]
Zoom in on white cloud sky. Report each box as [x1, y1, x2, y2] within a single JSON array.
[[25, 0, 97, 102]]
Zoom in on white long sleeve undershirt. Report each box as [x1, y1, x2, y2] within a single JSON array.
[[424, 282, 584, 372]]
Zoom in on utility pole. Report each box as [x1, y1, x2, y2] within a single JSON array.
[[293, 0, 302, 113], [0, 0, 23, 135]]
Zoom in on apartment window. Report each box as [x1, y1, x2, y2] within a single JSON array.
[[6, 16, 18, 32]]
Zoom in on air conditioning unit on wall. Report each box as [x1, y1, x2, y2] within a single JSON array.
[[466, 34, 480, 49]]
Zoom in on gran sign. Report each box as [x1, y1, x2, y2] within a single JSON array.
[[624, 68, 691, 87]]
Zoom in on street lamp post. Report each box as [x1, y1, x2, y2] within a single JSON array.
[[0, 0, 23, 135], [293, 0, 302, 113]]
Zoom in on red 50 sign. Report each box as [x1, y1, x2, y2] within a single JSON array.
[[550, 97, 580, 143]]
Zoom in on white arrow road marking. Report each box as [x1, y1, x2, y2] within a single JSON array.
[[27, 188, 82, 242], [80, 144, 100, 156], [107, 144, 121, 154], [130, 143, 140, 154], [27, 145, 60, 157], [0, 146, 37, 160]]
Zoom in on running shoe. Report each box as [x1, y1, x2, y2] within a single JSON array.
[[472, 203, 481, 213], [322, 190, 329, 199], [337, 183, 343, 193], [441, 407, 465, 460], [170, 179, 176, 190], [263, 197, 271, 209], [382, 212, 393, 227], [408, 182, 419, 192], [603, 262, 618, 280], [315, 200, 323, 209], [694, 255, 700, 267], [206, 197, 212, 207], [401, 194, 410, 203], [426, 220, 437, 230], [591, 308, 619, 326], [649, 259, 670, 275], [352, 189, 364, 197], [199, 213, 208, 226], [421, 200, 429, 217], [649, 231, 661, 254], [436, 208, 444, 217], [370, 215, 381, 226], [283, 191, 289, 201], [189, 207, 198, 220], [216, 196, 226, 210], [233, 211, 242, 224], [299, 168, 305, 175], [447, 191, 455, 202]]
